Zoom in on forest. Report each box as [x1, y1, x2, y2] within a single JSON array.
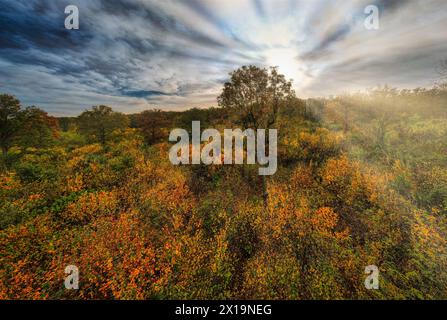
[[1, 66, 446, 299]]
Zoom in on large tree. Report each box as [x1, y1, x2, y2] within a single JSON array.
[[18, 107, 59, 148], [77, 105, 129, 145], [137, 109, 171, 145], [218, 65, 295, 129], [0, 94, 59, 155], [0, 94, 25, 155], [217, 66, 295, 206]]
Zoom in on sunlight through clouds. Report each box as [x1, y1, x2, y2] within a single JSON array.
[[1, 0, 447, 114]]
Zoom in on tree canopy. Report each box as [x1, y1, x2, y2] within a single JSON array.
[[77, 105, 129, 145], [0, 94, 58, 155], [218, 65, 295, 129]]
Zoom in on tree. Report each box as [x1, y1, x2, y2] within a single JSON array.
[[217, 65, 295, 129], [18, 107, 59, 148], [176, 108, 210, 132], [58, 117, 76, 132], [217, 66, 295, 206], [1, 94, 61, 157], [77, 105, 129, 145], [0, 94, 23, 155], [137, 109, 171, 145]]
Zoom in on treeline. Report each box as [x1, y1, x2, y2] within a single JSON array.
[[0, 93, 228, 157]]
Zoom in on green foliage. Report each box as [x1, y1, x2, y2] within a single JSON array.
[[14, 162, 57, 183], [57, 131, 86, 150], [0, 95, 59, 159], [218, 65, 295, 129], [175, 108, 211, 132], [77, 105, 129, 145], [16, 107, 59, 149], [136, 109, 172, 144], [0, 94, 22, 155]]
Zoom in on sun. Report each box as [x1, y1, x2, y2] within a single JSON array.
[[264, 48, 305, 85]]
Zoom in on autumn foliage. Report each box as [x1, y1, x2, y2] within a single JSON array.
[[1, 88, 447, 300]]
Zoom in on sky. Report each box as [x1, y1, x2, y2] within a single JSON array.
[[1, 0, 447, 116]]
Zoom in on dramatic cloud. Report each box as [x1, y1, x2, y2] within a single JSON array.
[[1, 0, 447, 115]]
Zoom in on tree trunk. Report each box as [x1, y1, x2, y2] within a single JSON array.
[[100, 128, 106, 146]]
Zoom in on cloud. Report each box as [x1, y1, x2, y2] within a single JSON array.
[[1, 0, 447, 115]]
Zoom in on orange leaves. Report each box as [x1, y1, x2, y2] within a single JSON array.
[[239, 175, 357, 299], [137, 160, 193, 215], [320, 154, 380, 207], [280, 127, 342, 165], [60, 191, 118, 225], [241, 251, 301, 299], [71, 213, 160, 299], [65, 174, 84, 192], [267, 177, 348, 243], [312, 207, 338, 232], [0, 172, 20, 192], [290, 164, 315, 190], [321, 154, 357, 185], [0, 214, 60, 299]]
